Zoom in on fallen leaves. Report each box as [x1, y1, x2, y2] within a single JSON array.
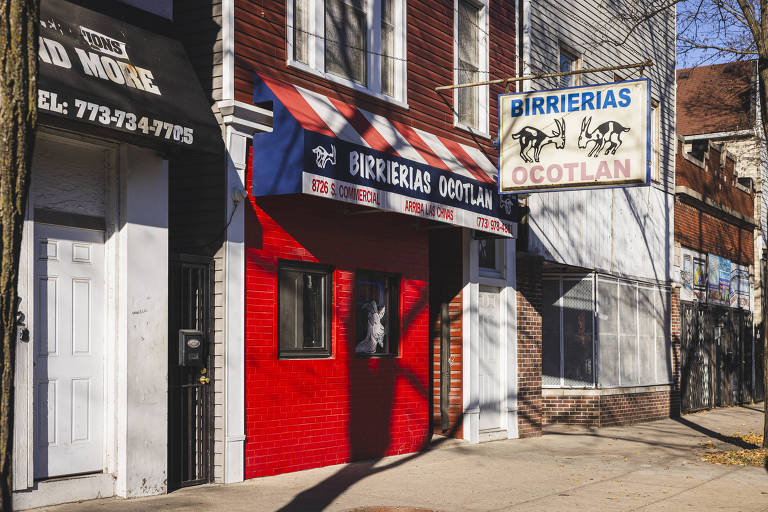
[[698, 432, 767, 467]]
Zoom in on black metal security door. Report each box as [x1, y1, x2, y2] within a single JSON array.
[[681, 302, 756, 413], [681, 303, 713, 412], [168, 255, 214, 490]]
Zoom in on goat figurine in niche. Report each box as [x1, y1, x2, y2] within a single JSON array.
[[578, 116, 631, 157], [510, 118, 565, 163], [355, 300, 386, 354]]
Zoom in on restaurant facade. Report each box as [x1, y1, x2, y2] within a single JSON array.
[[13, 0, 222, 508]]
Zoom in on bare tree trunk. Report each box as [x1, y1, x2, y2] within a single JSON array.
[[0, 0, 39, 509], [760, 55, 768, 449]]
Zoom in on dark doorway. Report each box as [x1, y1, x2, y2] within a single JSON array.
[[680, 302, 756, 413], [428, 228, 463, 435], [168, 254, 214, 490]]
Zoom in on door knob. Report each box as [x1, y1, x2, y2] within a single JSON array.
[[199, 375, 211, 385]]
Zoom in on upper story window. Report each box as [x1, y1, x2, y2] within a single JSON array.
[[288, 0, 405, 103], [559, 45, 580, 88], [454, 0, 489, 134]]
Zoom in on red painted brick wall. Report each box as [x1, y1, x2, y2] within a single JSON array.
[[244, 187, 430, 477], [516, 254, 543, 438]]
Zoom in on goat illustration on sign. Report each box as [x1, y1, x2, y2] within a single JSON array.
[[355, 300, 386, 354], [313, 144, 336, 168], [510, 118, 565, 163], [578, 117, 631, 157]]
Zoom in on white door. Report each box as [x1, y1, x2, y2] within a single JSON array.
[[479, 286, 502, 430], [33, 223, 105, 478]]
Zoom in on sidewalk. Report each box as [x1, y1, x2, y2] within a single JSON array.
[[32, 405, 768, 512]]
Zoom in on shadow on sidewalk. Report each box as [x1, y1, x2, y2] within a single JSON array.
[[274, 430, 460, 512], [673, 414, 760, 450]]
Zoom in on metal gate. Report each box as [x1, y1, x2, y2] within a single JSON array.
[[680, 302, 756, 413], [168, 255, 214, 490]]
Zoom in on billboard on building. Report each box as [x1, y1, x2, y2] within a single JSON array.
[[499, 80, 650, 193], [707, 254, 731, 306], [730, 264, 751, 310], [680, 247, 707, 302]]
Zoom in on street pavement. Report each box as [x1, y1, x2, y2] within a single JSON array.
[[31, 404, 768, 511]]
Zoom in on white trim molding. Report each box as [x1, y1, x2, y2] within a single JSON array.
[[221, 105, 273, 484]]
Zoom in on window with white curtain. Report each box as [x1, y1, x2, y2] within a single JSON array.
[[542, 274, 672, 388], [454, 0, 488, 133], [288, 0, 405, 102], [597, 277, 672, 387]]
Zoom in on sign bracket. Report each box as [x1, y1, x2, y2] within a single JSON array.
[[435, 60, 653, 92]]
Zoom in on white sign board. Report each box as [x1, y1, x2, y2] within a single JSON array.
[[499, 80, 650, 193]]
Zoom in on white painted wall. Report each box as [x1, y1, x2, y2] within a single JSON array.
[[528, 186, 673, 282], [14, 133, 169, 509], [116, 145, 169, 498], [462, 231, 518, 443], [523, 0, 676, 284], [30, 137, 106, 217]]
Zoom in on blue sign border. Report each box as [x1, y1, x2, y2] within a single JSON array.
[[497, 78, 652, 195]]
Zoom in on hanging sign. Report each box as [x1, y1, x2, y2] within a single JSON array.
[[499, 80, 650, 193]]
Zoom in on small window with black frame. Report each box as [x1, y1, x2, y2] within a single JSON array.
[[278, 261, 333, 358], [354, 270, 400, 356]]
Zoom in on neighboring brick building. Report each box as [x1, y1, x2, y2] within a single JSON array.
[[673, 135, 761, 412], [677, 61, 767, 330]]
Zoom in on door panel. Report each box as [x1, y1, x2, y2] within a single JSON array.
[[479, 287, 501, 431], [33, 224, 105, 479]]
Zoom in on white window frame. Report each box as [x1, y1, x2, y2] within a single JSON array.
[[541, 273, 596, 389], [650, 99, 661, 182], [596, 276, 672, 388], [478, 237, 505, 279], [558, 43, 581, 88], [453, 0, 489, 137], [286, 0, 408, 107]]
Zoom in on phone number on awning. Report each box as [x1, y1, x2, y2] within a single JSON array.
[[38, 89, 195, 145]]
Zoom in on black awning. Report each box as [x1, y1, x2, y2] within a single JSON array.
[[38, 0, 221, 153]]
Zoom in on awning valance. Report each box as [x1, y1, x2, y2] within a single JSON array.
[[38, 0, 221, 153], [251, 74, 517, 237]]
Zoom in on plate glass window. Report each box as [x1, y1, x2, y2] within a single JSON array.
[[354, 270, 399, 356], [290, 0, 404, 101], [278, 262, 332, 357]]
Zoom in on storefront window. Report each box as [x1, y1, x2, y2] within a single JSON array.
[[278, 261, 333, 358], [542, 277, 595, 387], [354, 270, 400, 356], [543, 275, 672, 388]]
